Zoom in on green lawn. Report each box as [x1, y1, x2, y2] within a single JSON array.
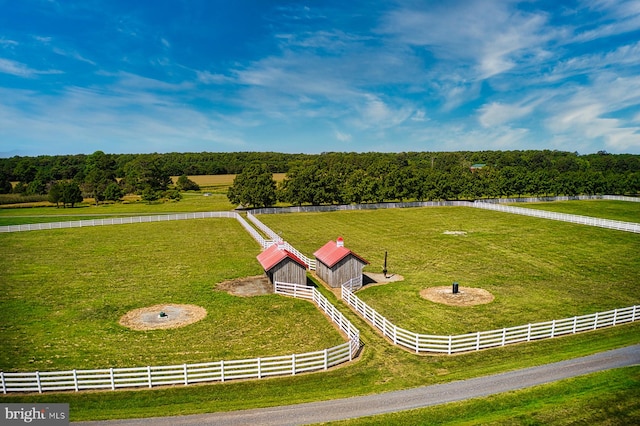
[[0, 218, 344, 371], [0, 193, 236, 226], [510, 199, 640, 223], [259, 206, 640, 335], [1, 200, 639, 423], [324, 365, 640, 425]]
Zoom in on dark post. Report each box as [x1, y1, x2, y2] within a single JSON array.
[[383, 251, 388, 278], [452, 282, 459, 294]]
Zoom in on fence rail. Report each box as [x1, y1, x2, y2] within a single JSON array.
[[472, 201, 640, 233], [249, 213, 317, 270], [342, 285, 638, 355], [0, 211, 239, 233], [275, 282, 360, 355], [1, 282, 359, 394]]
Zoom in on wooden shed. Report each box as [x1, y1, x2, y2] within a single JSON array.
[[314, 237, 369, 288], [257, 242, 308, 285]]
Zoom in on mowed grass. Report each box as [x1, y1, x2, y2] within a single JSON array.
[[259, 206, 640, 335], [326, 366, 640, 425], [510, 199, 640, 223], [0, 218, 344, 371], [0, 193, 236, 226]]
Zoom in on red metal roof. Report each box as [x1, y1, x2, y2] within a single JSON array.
[[313, 239, 369, 268], [257, 243, 308, 271]]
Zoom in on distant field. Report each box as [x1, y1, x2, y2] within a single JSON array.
[[510, 199, 640, 223], [172, 173, 287, 193], [0, 219, 344, 371], [0, 193, 236, 225], [259, 204, 640, 335]]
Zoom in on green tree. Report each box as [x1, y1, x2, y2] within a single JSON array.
[[176, 175, 200, 191], [83, 151, 117, 204], [227, 163, 277, 208], [104, 182, 124, 202], [48, 182, 63, 207], [141, 187, 161, 204], [61, 182, 83, 208]]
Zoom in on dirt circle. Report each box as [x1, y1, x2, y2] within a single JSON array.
[[119, 304, 207, 331], [216, 275, 273, 297], [420, 286, 494, 307]]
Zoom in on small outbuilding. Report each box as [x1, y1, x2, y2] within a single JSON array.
[[257, 242, 308, 285], [314, 237, 369, 288]]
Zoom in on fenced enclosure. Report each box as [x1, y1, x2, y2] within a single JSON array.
[[1, 282, 360, 394], [342, 285, 639, 354], [472, 200, 640, 233]]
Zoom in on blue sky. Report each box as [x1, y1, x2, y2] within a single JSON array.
[[1, 0, 639, 157]]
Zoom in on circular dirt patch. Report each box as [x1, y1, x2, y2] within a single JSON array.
[[119, 304, 207, 331], [420, 286, 494, 307], [216, 275, 273, 297]]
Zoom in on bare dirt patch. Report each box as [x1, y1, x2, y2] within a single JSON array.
[[119, 304, 207, 331], [363, 272, 405, 285], [216, 275, 273, 297], [420, 286, 494, 307]]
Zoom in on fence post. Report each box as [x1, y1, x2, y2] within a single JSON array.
[[73, 369, 78, 392], [292, 354, 296, 375], [551, 320, 556, 338], [415, 333, 420, 354], [633, 306, 638, 322], [476, 331, 481, 350], [593, 312, 599, 330], [36, 371, 42, 393], [147, 366, 152, 388], [613, 309, 617, 326], [1, 371, 5, 394], [448, 335, 453, 355], [110, 368, 115, 390], [257, 358, 262, 379], [324, 349, 328, 370], [183, 364, 188, 385], [527, 324, 532, 341], [501, 328, 506, 346], [572, 316, 577, 334], [220, 360, 225, 382]]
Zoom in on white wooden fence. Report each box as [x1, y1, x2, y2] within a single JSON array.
[[248, 213, 317, 270], [341, 285, 639, 354], [472, 201, 640, 233], [275, 282, 360, 355], [1, 282, 360, 394]]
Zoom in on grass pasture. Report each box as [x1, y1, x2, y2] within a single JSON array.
[[0, 193, 236, 226], [510, 199, 640, 223], [259, 205, 640, 335], [1, 200, 639, 423], [0, 218, 344, 371]]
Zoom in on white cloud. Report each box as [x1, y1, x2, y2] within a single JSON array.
[[478, 102, 535, 128], [378, 0, 552, 80], [335, 131, 352, 142], [0, 58, 62, 78]]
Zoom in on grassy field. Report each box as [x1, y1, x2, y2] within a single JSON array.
[[259, 205, 640, 335], [172, 173, 286, 194], [327, 365, 640, 425], [0, 193, 236, 226], [0, 218, 344, 371], [1, 200, 639, 423], [510, 199, 640, 223]]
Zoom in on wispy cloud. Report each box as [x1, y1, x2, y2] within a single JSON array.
[[0, 58, 62, 77]]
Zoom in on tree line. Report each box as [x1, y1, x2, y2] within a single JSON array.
[[1, 150, 638, 207], [226, 150, 640, 207]]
